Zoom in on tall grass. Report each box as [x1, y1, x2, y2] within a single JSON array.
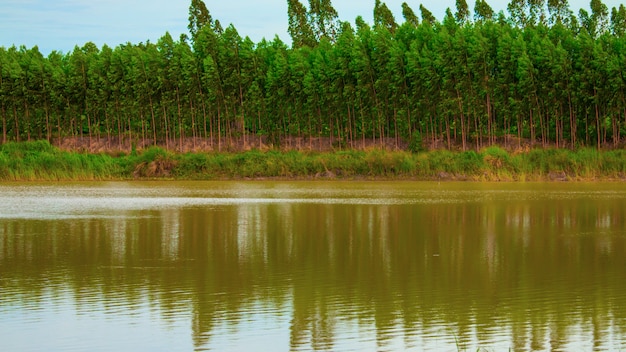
[[1, 141, 625, 181], [0, 141, 125, 180]]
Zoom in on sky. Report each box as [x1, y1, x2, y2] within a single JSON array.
[[0, 0, 623, 55]]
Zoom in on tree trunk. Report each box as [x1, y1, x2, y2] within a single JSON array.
[[162, 104, 169, 150], [568, 92, 575, 148], [595, 90, 600, 149], [217, 103, 222, 152], [2, 104, 7, 144], [456, 89, 466, 151], [176, 87, 183, 151], [529, 108, 535, 147], [12, 102, 19, 142], [24, 100, 30, 141], [190, 98, 197, 150]]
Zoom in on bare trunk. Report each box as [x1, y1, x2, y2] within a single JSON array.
[[595, 90, 600, 149], [568, 92, 575, 148], [13, 102, 20, 142], [486, 91, 493, 146], [217, 103, 221, 152], [44, 102, 50, 142], [456, 90, 466, 151], [176, 88, 183, 152], [162, 105, 169, 150], [529, 108, 535, 147], [148, 96, 156, 146], [190, 98, 197, 150], [115, 99, 123, 149], [2, 104, 7, 144], [24, 101, 30, 141]]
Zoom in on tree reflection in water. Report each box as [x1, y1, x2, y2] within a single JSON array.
[[1, 183, 625, 351]]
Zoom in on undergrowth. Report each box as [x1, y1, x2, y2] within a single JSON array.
[[1, 141, 625, 181]]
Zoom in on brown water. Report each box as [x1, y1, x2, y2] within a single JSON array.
[[1, 181, 625, 351]]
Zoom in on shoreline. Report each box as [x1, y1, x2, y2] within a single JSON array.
[[1, 140, 625, 182]]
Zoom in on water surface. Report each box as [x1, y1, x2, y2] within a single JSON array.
[[1, 181, 626, 351]]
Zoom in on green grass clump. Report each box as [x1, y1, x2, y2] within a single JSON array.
[[481, 146, 517, 179], [0, 140, 125, 180]]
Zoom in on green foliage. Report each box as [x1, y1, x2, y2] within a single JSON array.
[[0, 141, 125, 180], [455, 151, 483, 174], [0, 140, 55, 157], [407, 134, 425, 153], [481, 146, 517, 176]]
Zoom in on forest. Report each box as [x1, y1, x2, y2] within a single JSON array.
[[1, 0, 626, 152]]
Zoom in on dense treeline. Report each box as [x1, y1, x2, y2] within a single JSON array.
[[1, 0, 626, 151]]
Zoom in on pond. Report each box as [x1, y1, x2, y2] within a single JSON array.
[[1, 181, 626, 351]]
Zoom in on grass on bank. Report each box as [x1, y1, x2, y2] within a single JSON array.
[[1, 140, 625, 181]]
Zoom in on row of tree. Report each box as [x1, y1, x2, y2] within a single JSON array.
[[1, 0, 626, 151]]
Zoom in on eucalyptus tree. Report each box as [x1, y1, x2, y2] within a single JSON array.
[[2, 47, 24, 141], [590, 0, 610, 35], [215, 25, 249, 146], [508, 0, 528, 27], [371, 24, 398, 146], [287, 45, 311, 144], [455, 0, 470, 24], [598, 32, 626, 145], [474, 0, 495, 23], [288, 0, 316, 48], [188, 0, 213, 42], [329, 22, 359, 147], [468, 21, 499, 147], [390, 22, 418, 142], [438, 14, 466, 149], [264, 37, 291, 144], [134, 42, 165, 146], [68, 43, 101, 142], [44, 50, 69, 143], [406, 21, 443, 145], [8, 46, 27, 142], [19, 46, 50, 141], [374, 0, 398, 33], [401, 2, 420, 27], [88, 44, 113, 143], [308, 0, 340, 42], [494, 25, 523, 146], [108, 44, 134, 147], [194, 23, 222, 144], [545, 23, 577, 147], [202, 53, 223, 149], [351, 18, 384, 145], [528, 0, 547, 25], [580, 0, 609, 37], [514, 29, 542, 145], [575, 31, 610, 147], [419, 5, 437, 25], [173, 35, 202, 145], [547, 0, 573, 26], [158, 32, 194, 150], [610, 5, 626, 36]]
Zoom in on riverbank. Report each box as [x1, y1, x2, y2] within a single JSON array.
[[1, 140, 625, 181]]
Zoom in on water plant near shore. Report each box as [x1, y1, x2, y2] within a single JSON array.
[[1, 141, 625, 181]]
